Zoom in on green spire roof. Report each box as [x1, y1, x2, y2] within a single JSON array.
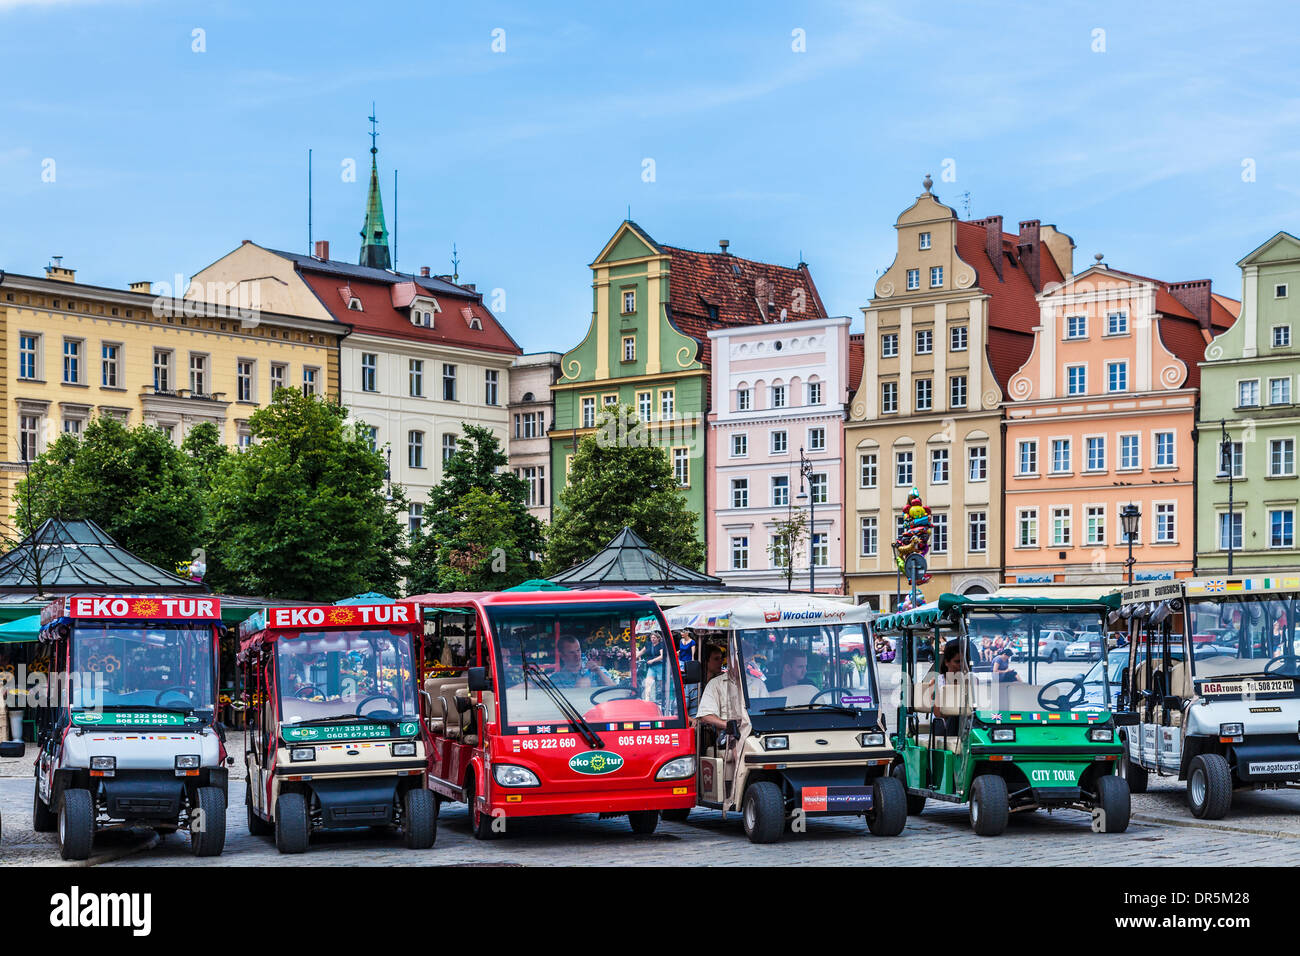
[[359, 108, 391, 270]]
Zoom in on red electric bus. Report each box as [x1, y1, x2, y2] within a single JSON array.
[[409, 589, 698, 838]]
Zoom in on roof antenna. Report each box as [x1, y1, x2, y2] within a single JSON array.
[[392, 167, 398, 273], [307, 147, 313, 255], [451, 243, 460, 284], [627, 203, 631, 221]]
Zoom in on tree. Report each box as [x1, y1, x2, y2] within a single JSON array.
[[405, 424, 543, 594], [206, 390, 406, 601], [14, 417, 206, 570], [767, 510, 809, 592], [545, 405, 705, 573]]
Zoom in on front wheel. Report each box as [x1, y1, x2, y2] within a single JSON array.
[[893, 762, 926, 815], [628, 811, 659, 835], [58, 788, 95, 861], [190, 786, 227, 857], [742, 781, 784, 844], [402, 788, 437, 849], [466, 777, 498, 840], [1187, 753, 1233, 819], [866, 775, 907, 836], [1119, 748, 1148, 793], [1095, 775, 1131, 833], [274, 792, 310, 854], [969, 774, 1009, 837]]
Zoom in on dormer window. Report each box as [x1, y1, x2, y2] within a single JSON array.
[[348, 297, 363, 311], [461, 306, 482, 330], [409, 296, 441, 328]]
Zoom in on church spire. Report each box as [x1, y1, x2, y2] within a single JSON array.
[[359, 105, 392, 270]]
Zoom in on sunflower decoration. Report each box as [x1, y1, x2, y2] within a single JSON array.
[[327, 607, 356, 626], [28, 658, 49, 674], [131, 598, 163, 618], [100, 655, 121, 674]]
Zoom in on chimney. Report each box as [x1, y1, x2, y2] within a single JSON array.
[[1168, 279, 1213, 330], [45, 257, 76, 283], [462, 283, 476, 292], [129, 281, 151, 294], [241, 239, 252, 245], [972, 216, 1003, 280], [419, 266, 430, 278], [719, 240, 730, 254], [1017, 220, 1042, 291], [314, 240, 330, 261]]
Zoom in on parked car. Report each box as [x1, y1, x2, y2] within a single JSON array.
[[1033, 629, 1072, 663], [1066, 635, 1105, 660]]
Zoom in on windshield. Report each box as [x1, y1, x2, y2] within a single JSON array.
[[735, 623, 877, 714], [70, 624, 215, 713], [276, 629, 419, 725], [1187, 595, 1300, 678], [488, 603, 684, 730]]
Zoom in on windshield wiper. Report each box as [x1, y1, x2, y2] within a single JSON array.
[[771, 703, 862, 717], [524, 664, 604, 749], [99, 703, 195, 714], [290, 714, 399, 727]]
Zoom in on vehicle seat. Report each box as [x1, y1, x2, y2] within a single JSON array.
[[453, 688, 479, 746], [423, 677, 457, 735], [997, 682, 1043, 713], [778, 683, 818, 707], [1168, 661, 1192, 699]]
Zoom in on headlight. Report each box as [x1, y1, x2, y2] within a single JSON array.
[[289, 747, 316, 762], [655, 756, 696, 780], [90, 756, 116, 771], [763, 736, 789, 751], [859, 732, 885, 747], [493, 764, 541, 788], [174, 754, 200, 770], [1220, 722, 1244, 738], [1088, 727, 1115, 742], [991, 728, 1016, 742], [391, 742, 417, 757]]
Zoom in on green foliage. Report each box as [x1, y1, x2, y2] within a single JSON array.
[[545, 405, 704, 573], [767, 510, 809, 592]]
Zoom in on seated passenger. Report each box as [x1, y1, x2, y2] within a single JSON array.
[[992, 648, 1020, 683], [926, 640, 969, 734]]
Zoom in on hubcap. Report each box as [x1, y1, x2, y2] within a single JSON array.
[[744, 799, 755, 831], [971, 797, 980, 823], [1190, 768, 1206, 806], [58, 808, 65, 842]]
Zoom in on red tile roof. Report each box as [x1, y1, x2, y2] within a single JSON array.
[[1157, 316, 1212, 388], [988, 327, 1035, 396], [1211, 292, 1241, 325], [848, 332, 864, 400]]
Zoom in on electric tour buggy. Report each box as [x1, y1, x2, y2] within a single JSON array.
[[874, 593, 1130, 836], [663, 596, 907, 843], [28, 595, 230, 860], [237, 599, 436, 853]]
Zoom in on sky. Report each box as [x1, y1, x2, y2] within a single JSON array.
[[3, 0, 1300, 352]]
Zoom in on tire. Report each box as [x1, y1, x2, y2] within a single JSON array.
[[466, 777, 497, 840], [274, 791, 310, 854], [628, 810, 659, 835], [969, 774, 1009, 837], [246, 780, 273, 837], [190, 786, 227, 857], [1095, 774, 1131, 833], [402, 787, 437, 849], [1119, 747, 1148, 794], [33, 783, 56, 833], [660, 808, 691, 823], [893, 762, 926, 816], [741, 781, 784, 844], [1048, 650, 1061, 663], [1187, 753, 1233, 819], [57, 788, 95, 861], [866, 775, 908, 836]]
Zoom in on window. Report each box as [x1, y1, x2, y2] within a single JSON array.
[[918, 232, 931, 250], [1018, 509, 1038, 548], [270, 363, 286, 395], [63, 339, 82, 384], [673, 447, 690, 486], [881, 333, 898, 358], [1271, 377, 1292, 405], [152, 349, 171, 393], [1086, 506, 1106, 546], [950, 375, 967, 408], [516, 411, 543, 439], [731, 478, 748, 509], [1107, 361, 1128, 392], [661, 389, 675, 419], [622, 289, 636, 314], [485, 369, 500, 406], [731, 433, 748, 457], [1154, 431, 1175, 467], [860, 453, 877, 488], [364, 426, 378, 451], [99, 344, 121, 387], [1274, 326, 1291, 348], [950, 325, 968, 352], [1066, 315, 1087, 339], [361, 353, 378, 392], [806, 381, 822, 405], [1239, 379, 1260, 407], [906, 269, 920, 291], [409, 503, 425, 535], [771, 475, 789, 507], [1271, 510, 1295, 549], [809, 473, 827, 505], [1018, 440, 1038, 475], [736, 388, 751, 412], [771, 384, 787, 409], [189, 353, 207, 395], [931, 513, 948, 554], [968, 511, 987, 553], [603, 393, 619, 407], [1270, 438, 1295, 476], [63, 417, 82, 436], [442, 364, 457, 401], [967, 445, 988, 482], [1051, 438, 1071, 474], [1120, 434, 1140, 470], [237, 360, 254, 402], [915, 378, 932, 411], [302, 367, 318, 396], [860, 517, 878, 556], [1052, 507, 1071, 547], [811, 533, 828, 568], [930, 266, 943, 288], [731, 536, 749, 570], [1107, 311, 1128, 335], [1218, 512, 1243, 551], [442, 433, 458, 463], [896, 451, 914, 486], [622, 336, 636, 362], [408, 430, 424, 468], [808, 427, 826, 452], [1155, 503, 1176, 543], [635, 391, 652, 421], [518, 466, 545, 508], [916, 329, 933, 355], [581, 397, 596, 429], [1066, 365, 1087, 396], [771, 430, 788, 454], [1277, 284, 1290, 299], [930, 448, 950, 484], [19, 334, 38, 380], [881, 382, 898, 413], [1086, 436, 1106, 472], [1217, 441, 1244, 478], [18, 415, 40, 462]]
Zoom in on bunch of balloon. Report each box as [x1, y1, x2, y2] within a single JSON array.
[[892, 487, 933, 609]]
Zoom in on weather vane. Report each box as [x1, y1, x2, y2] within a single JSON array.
[[368, 102, 378, 155]]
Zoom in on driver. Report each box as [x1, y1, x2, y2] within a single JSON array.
[[768, 651, 811, 692], [549, 634, 613, 688]]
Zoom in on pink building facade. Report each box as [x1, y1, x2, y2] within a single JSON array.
[[706, 316, 851, 591]]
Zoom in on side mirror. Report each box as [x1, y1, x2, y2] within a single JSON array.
[[467, 666, 490, 693], [1113, 711, 1140, 727], [1163, 695, 1183, 710], [682, 660, 702, 685], [0, 741, 25, 758]]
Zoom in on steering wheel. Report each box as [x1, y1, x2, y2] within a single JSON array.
[[1263, 655, 1299, 676], [153, 688, 193, 707], [294, 683, 323, 700], [1037, 677, 1086, 712], [356, 693, 401, 716], [588, 684, 638, 706]]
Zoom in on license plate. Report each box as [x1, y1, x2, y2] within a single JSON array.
[[800, 786, 874, 813], [1249, 760, 1300, 775]]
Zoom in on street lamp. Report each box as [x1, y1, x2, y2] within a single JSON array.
[[1220, 419, 1235, 574], [1120, 503, 1142, 585], [796, 446, 816, 593]]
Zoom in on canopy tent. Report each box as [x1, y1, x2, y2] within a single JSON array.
[[875, 591, 1122, 633], [0, 614, 40, 644], [504, 579, 570, 592], [336, 592, 395, 604], [663, 595, 876, 632], [548, 527, 723, 590]]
